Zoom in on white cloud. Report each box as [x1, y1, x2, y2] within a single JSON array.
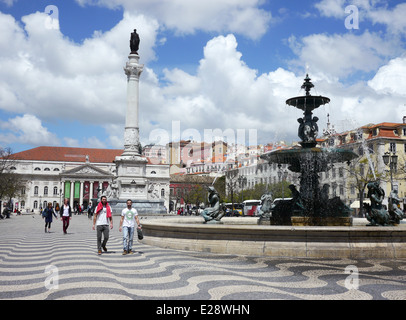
[[315, 0, 406, 35], [0, 114, 60, 146], [368, 3, 406, 35], [315, 0, 347, 18], [0, 0, 17, 7], [288, 31, 400, 79], [1, 2, 406, 152], [75, 0, 271, 40], [0, 11, 159, 124], [368, 56, 406, 96]]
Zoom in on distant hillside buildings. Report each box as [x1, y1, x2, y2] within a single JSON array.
[[3, 119, 406, 214]]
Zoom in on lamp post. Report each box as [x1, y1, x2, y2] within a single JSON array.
[[278, 165, 289, 199], [382, 151, 398, 190], [238, 176, 247, 202]]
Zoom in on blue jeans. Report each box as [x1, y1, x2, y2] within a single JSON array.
[[123, 226, 134, 251]]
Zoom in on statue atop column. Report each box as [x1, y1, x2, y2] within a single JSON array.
[[130, 29, 140, 54]]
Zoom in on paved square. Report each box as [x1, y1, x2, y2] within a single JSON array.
[[1, 214, 406, 300]]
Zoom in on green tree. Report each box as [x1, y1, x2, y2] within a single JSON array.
[[345, 157, 383, 216], [0, 148, 26, 207]]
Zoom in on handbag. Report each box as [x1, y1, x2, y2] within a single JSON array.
[[137, 227, 143, 240]]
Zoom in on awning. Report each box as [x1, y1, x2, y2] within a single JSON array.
[[350, 200, 371, 209]]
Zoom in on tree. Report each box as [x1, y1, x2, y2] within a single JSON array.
[[345, 157, 382, 216], [0, 147, 26, 207], [224, 169, 239, 208]]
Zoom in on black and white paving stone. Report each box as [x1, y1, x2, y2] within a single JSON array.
[[1, 214, 406, 300]]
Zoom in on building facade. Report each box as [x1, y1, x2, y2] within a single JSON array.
[[4, 146, 170, 213], [319, 121, 406, 210]]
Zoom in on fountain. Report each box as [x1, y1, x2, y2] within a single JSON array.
[[140, 74, 406, 259], [260, 74, 358, 226]]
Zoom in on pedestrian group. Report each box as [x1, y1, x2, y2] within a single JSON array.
[[42, 196, 142, 255]]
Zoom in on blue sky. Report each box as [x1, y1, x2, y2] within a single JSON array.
[[1, 0, 406, 154]]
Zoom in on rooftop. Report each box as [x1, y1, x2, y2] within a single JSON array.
[[11, 146, 124, 163]]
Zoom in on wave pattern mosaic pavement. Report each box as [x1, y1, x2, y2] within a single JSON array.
[[1, 215, 406, 300]]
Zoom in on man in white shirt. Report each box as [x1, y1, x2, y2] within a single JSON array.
[[92, 196, 113, 255], [119, 199, 141, 255]]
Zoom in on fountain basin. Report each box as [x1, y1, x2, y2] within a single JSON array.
[[141, 217, 406, 259]]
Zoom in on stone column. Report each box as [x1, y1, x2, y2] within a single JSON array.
[[122, 54, 144, 157], [89, 181, 94, 203], [79, 181, 84, 207], [70, 181, 74, 208]]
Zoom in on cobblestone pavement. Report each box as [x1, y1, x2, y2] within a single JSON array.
[[1, 214, 406, 300]]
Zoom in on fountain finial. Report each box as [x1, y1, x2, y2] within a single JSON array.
[[301, 74, 314, 96]]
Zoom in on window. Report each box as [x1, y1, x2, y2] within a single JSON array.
[[53, 186, 58, 195], [53, 168, 60, 171], [34, 167, 41, 171], [44, 186, 48, 195], [339, 168, 343, 178], [161, 188, 165, 197], [33, 201, 38, 209], [21, 187, 26, 195], [44, 168, 50, 171], [390, 143, 396, 153], [368, 143, 374, 154], [34, 186, 39, 195]]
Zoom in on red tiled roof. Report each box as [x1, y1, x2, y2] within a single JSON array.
[[12, 146, 124, 163], [363, 122, 405, 129]]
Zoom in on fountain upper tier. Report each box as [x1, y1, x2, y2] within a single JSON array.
[[286, 74, 330, 112], [286, 96, 330, 112], [261, 146, 358, 173]]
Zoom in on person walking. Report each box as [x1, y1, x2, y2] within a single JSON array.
[[92, 196, 113, 255], [42, 202, 57, 233], [59, 198, 72, 234], [119, 199, 141, 255]]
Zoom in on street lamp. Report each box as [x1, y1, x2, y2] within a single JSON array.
[[278, 165, 289, 199], [382, 151, 398, 190], [238, 176, 247, 202]]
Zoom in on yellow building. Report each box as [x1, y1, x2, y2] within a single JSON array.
[[320, 121, 406, 211]]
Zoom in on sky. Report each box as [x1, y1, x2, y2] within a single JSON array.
[[0, 0, 406, 154]]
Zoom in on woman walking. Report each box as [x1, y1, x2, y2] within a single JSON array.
[[42, 202, 57, 233]]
